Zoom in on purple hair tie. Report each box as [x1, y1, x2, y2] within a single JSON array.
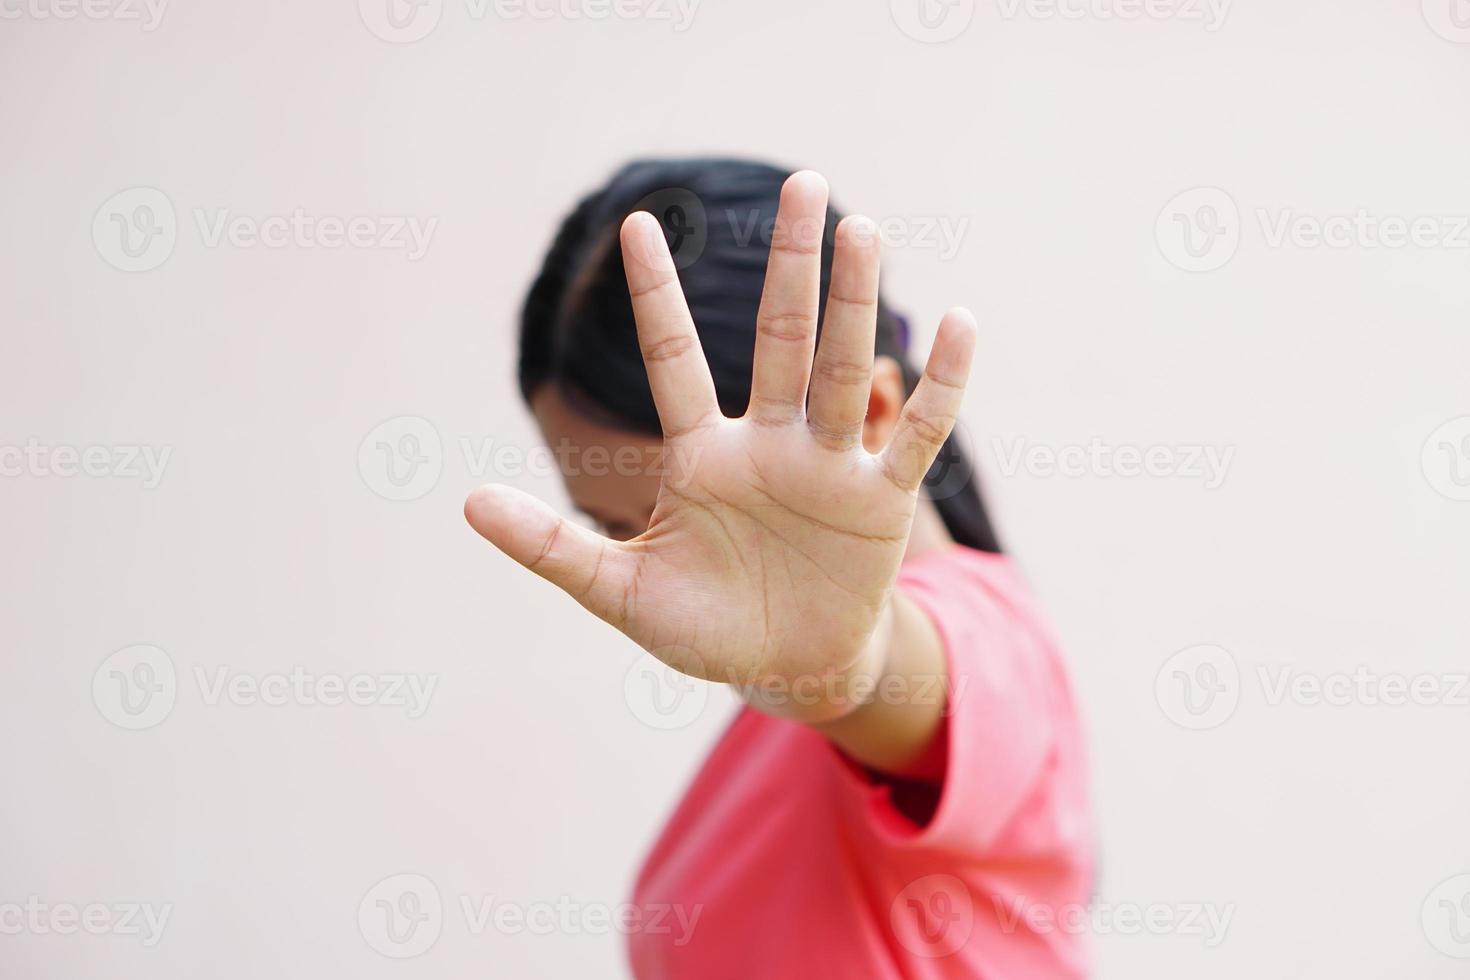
[[893, 313, 911, 352]]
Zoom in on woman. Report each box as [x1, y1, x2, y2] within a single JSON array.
[[465, 159, 1093, 978]]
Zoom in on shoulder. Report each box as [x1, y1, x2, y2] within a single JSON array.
[[898, 546, 1047, 636]]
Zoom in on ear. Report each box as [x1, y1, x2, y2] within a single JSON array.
[[862, 355, 906, 454]]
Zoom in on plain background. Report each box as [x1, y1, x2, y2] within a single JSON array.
[[3, 0, 1469, 976]]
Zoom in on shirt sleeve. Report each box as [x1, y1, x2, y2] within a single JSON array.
[[825, 548, 1076, 856]]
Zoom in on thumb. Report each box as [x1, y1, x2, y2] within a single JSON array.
[[464, 484, 632, 626]]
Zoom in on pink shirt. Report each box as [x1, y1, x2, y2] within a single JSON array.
[[627, 546, 1093, 979]]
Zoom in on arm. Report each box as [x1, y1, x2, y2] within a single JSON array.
[[737, 590, 948, 780], [465, 171, 974, 782]]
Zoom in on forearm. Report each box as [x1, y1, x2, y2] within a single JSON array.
[[738, 591, 949, 780]]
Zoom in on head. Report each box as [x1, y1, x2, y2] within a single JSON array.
[[517, 158, 1000, 552]]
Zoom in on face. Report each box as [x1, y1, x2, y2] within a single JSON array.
[[531, 386, 665, 541], [530, 357, 905, 542]]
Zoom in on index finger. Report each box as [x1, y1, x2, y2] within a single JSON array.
[[619, 211, 721, 438]]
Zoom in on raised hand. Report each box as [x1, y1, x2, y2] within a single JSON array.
[[466, 172, 976, 699]]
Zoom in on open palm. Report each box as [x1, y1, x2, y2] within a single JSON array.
[[466, 172, 976, 689]]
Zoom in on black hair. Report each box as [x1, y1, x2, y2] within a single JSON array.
[[517, 158, 1001, 554]]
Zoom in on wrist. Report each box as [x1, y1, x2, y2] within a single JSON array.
[[736, 597, 894, 725]]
